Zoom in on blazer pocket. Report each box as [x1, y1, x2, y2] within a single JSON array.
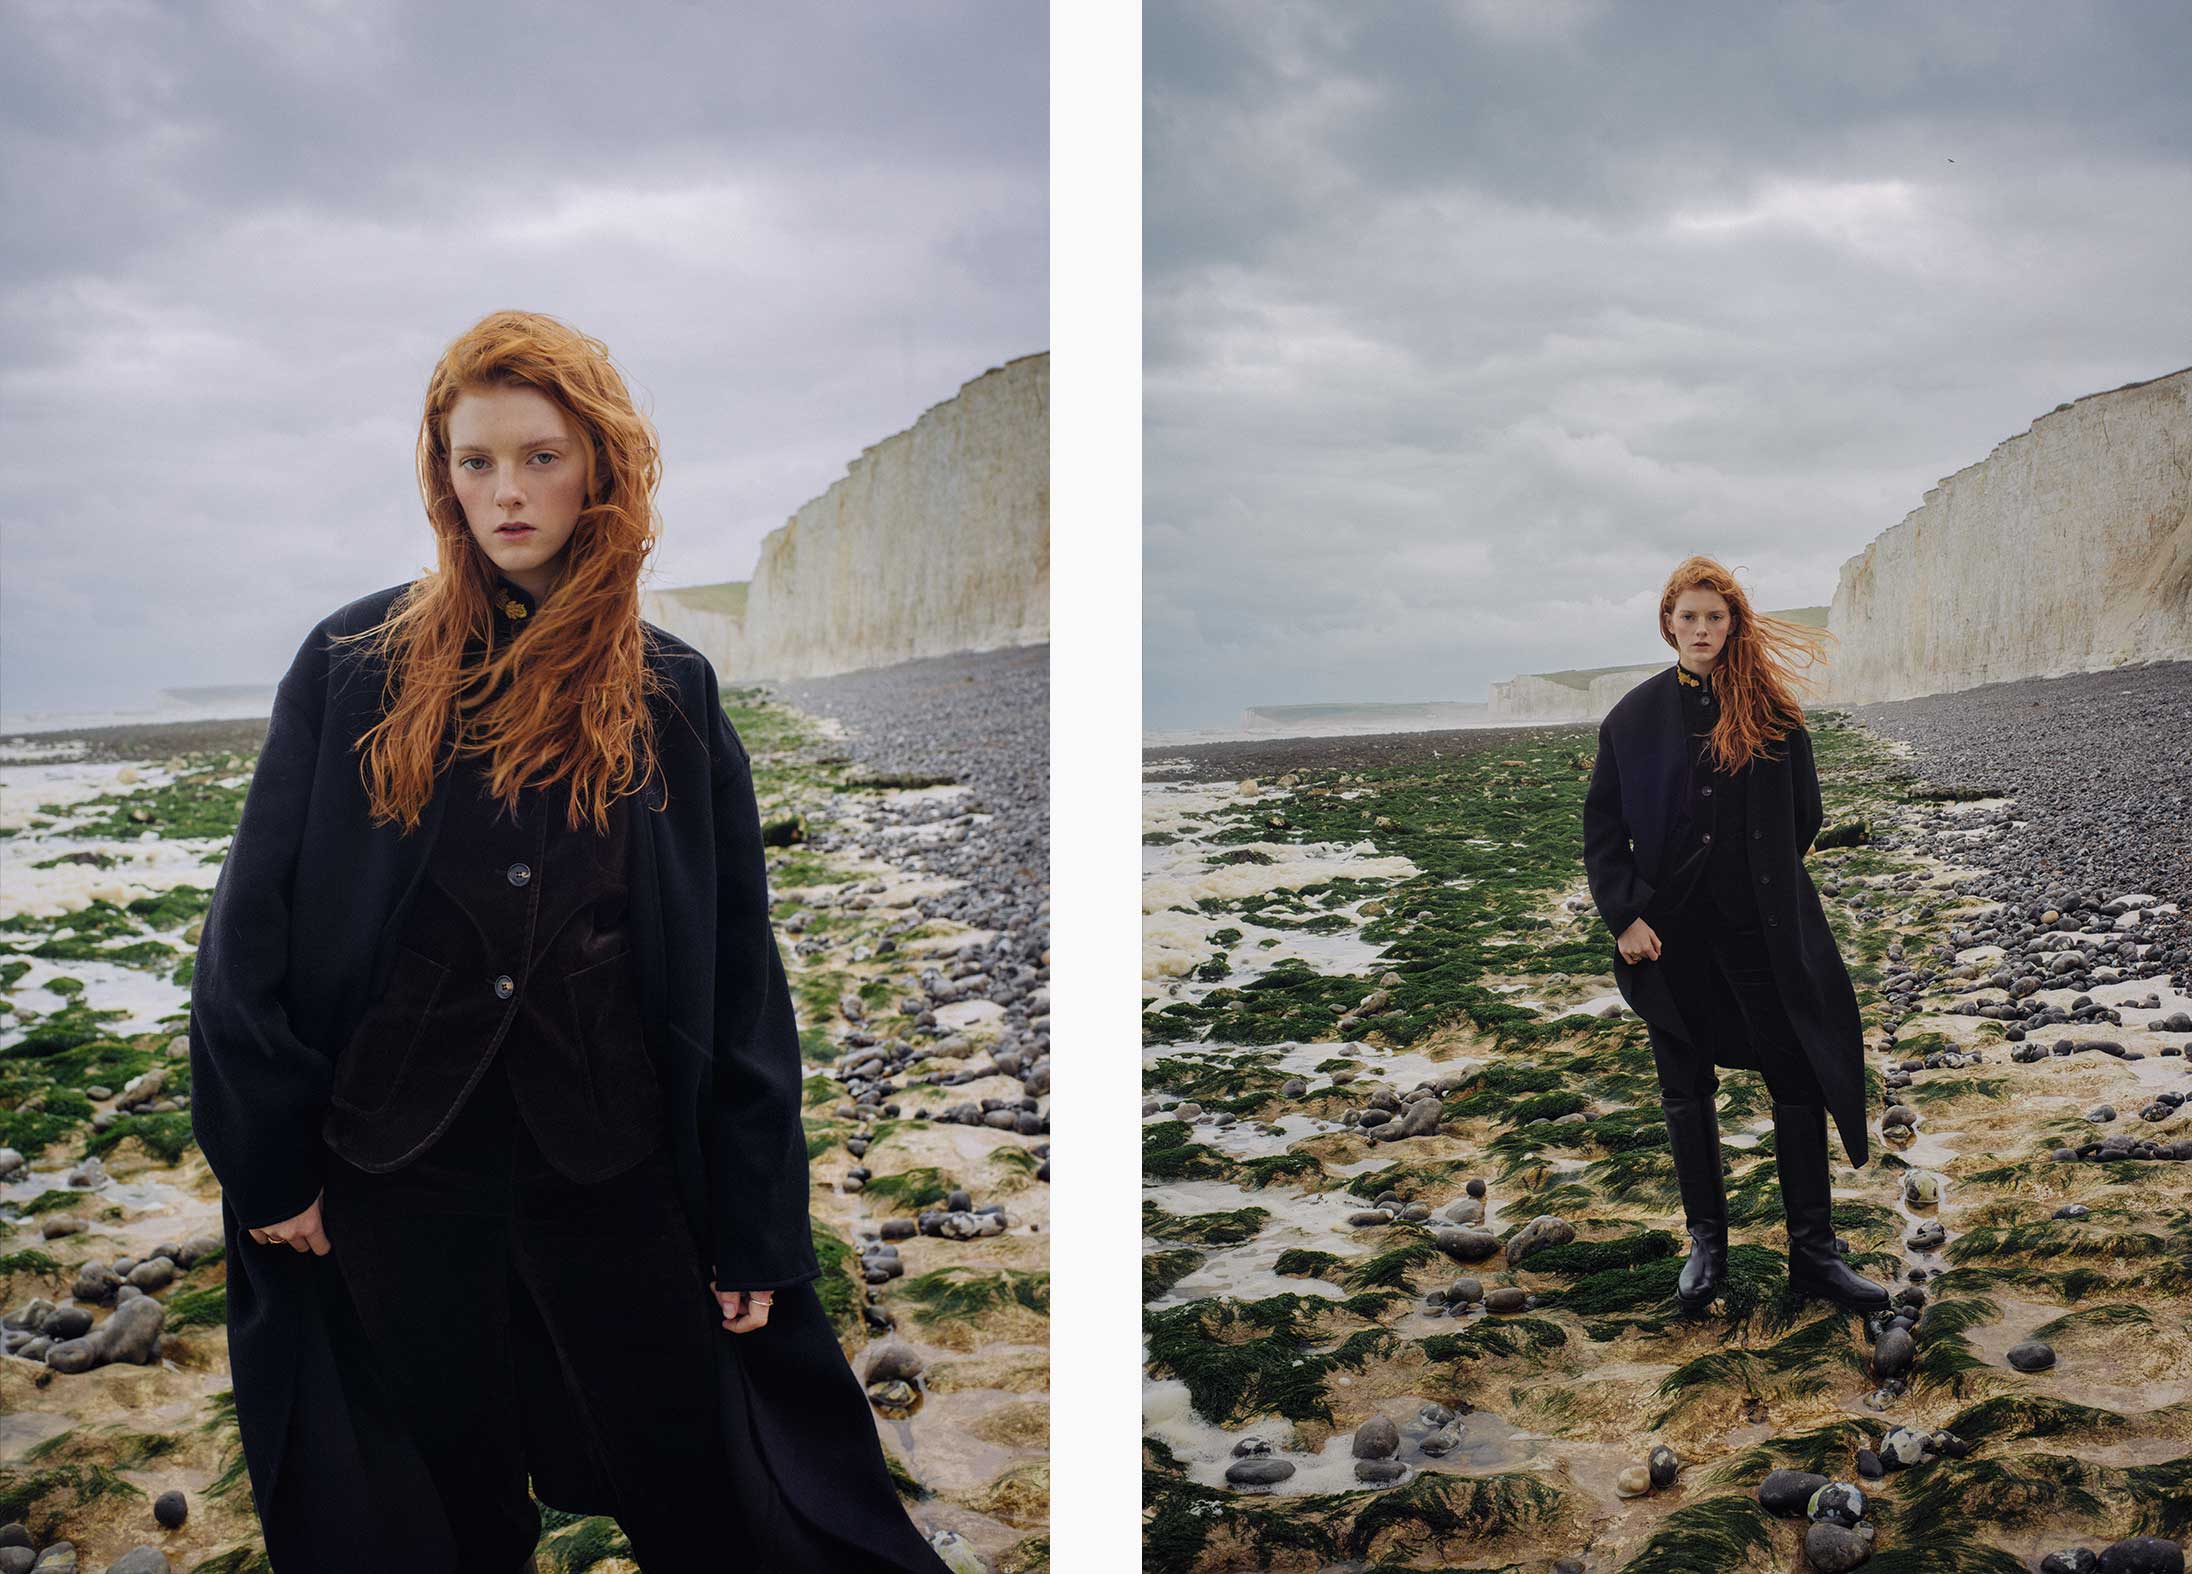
[[563, 948, 662, 1116], [330, 944, 451, 1116]]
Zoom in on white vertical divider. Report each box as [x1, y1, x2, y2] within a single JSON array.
[[1048, 2, 1143, 1568]]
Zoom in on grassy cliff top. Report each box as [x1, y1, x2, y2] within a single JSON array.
[[652, 580, 748, 618]]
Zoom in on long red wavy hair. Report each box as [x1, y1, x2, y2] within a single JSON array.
[[1657, 554, 1835, 774], [327, 310, 675, 836]]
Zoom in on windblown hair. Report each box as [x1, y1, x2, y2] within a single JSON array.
[[327, 310, 674, 836], [1657, 554, 1836, 774]]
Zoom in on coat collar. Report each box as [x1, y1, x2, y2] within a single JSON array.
[[491, 571, 538, 627]]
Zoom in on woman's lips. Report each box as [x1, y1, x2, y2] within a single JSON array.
[[497, 525, 534, 534]]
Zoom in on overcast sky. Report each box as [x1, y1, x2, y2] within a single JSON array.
[[1, 0, 1045, 720], [1145, 0, 2192, 732]]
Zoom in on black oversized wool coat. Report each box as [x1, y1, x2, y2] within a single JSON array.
[[1581, 664, 1871, 1167], [187, 581, 945, 1572]]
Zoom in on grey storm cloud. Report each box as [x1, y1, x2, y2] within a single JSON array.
[[1144, 0, 2192, 732], [1, 0, 1045, 717]]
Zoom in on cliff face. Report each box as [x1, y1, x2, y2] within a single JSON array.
[[1824, 367, 2192, 705], [642, 353, 1048, 681], [1587, 668, 1657, 715], [1487, 674, 1598, 723]]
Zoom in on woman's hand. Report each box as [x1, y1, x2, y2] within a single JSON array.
[[710, 1277, 775, 1334], [1617, 917, 1662, 964], [247, 1189, 330, 1254]]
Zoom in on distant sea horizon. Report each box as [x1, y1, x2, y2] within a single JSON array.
[[0, 685, 278, 740], [1142, 697, 1560, 750]]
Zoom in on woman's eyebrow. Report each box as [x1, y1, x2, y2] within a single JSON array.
[[452, 436, 571, 455]]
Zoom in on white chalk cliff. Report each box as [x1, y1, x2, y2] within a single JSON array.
[[1485, 610, 1826, 724], [1486, 674, 1602, 723], [1823, 367, 2192, 705], [642, 353, 1048, 680]]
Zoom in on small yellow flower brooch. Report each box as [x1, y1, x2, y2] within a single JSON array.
[[1675, 665, 1701, 688], [495, 592, 529, 620]]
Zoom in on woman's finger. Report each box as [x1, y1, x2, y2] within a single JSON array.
[[725, 1302, 772, 1334]]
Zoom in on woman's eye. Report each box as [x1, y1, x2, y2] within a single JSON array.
[[532, 452, 556, 464]]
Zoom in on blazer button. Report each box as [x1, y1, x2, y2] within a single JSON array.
[[1759, 873, 1771, 885], [1753, 830, 1762, 840], [1702, 786, 1713, 797], [507, 862, 532, 887], [493, 973, 515, 1000], [1701, 833, 1712, 845]]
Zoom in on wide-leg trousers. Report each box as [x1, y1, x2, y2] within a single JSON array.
[[1648, 901, 1828, 1110], [321, 1044, 747, 1572]]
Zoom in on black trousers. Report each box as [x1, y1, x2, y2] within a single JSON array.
[[321, 1045, 760, 1571], [1649, 902, 1827, 1109]]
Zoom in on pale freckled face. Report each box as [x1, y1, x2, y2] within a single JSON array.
[[1668, 587, 1732, 673], [447, 384, 590, 600]]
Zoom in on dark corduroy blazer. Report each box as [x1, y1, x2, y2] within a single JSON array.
[[187, 580, 946, 1572], [1582, 664, 1871, 1166], [320, 752, 670, 1183]]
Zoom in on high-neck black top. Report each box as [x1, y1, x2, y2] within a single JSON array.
[[1654, 660, 1759, 931], [320, 571, 669, 1179]]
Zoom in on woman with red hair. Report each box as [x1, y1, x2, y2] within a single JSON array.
[[1582, 556, 1889, 1319], [190, 310, 948, 1572]]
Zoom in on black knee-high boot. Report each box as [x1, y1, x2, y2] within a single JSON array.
[[1773, 1101, 1889, 1312], [1659, 1094, 1728, 1311]]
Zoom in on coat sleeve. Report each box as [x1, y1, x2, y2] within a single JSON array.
[[1791, 722, 1824, 857], [701, 662, 822, 1292], [1582, 717, 1655, 940], [186, 633, 336, 1231]]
